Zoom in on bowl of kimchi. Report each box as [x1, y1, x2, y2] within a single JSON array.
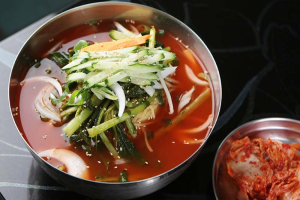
[[9, 2, 221, 199], [213, 118, 300, 200]]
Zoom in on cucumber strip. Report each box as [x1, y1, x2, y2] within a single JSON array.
[[150, 49, 176, 60], [92, 62, 128, 70], [91, 87, 118, 100], [62, 58, 86, 70], [84, 71, 98, 81], [91, 88, 104, 100], [67, 72, 86, 82], [130, 77, 153, 86], [74, 52, 90, 59], [140, 53, 165, 64], [84, 46, 138, 59], [85, 68, 121, 87], [127, 71, 158, 80], [66, 60, 97, 72], [109, 30, 129, 40], [104, 71, 128, 86], [149, 26, 156, 49], [127, 63, 164, 73], [122, 49, 148, 63], [119, 77, 130, 83]]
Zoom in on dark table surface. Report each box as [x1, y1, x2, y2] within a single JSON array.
[[1, 0, 300, 199]]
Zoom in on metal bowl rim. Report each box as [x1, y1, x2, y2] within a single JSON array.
[[8, 1, 222, 186], [212, 117, 300, 199]]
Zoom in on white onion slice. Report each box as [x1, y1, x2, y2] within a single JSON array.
[[21, 76, 62, 96], [178, 86, 195, 112], [142, 86, 155, 97], [129, 24, 139, 35], [152, 80, 163, 89], [157, 72, 174, 114], [185, 65, 209, 86], [35, 95, 61, 122], [161, 67, 177, 78], [113, 21, 136, 36], [109, 83, 125, 117], [184, 114, 213, 133], [35, 86, 61, 122], [38, 149, 88, 178]]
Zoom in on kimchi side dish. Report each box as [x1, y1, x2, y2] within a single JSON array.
[[14, 20, 213, 182], [224, 137, 300, 200]]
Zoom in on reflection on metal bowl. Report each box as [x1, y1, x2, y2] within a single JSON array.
[[213, 118, 300, 200], [9, 2, 221, 199]]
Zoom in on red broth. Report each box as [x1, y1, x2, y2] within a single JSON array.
[[15, 20, 213, 181]]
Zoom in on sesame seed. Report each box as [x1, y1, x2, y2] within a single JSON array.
[[86, 166, 90, 168], [172, 141, 175, 144], [145, 162, 148, 164], [158, 160, 161, 163], [114, 166, 118, 169], [98, 161, 101, 164]]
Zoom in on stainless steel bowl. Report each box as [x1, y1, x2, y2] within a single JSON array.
[[9, 2, 221, 199], [213, 118, 300, 200]]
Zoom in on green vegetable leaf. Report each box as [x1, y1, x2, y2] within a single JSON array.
[[50, 83, 69, 105], [74, 40, 88, 52], [50, 52, 69, 67], [118, 170, 128, 182], [116, 123, 146, 165], [68, 90, 88, 106]]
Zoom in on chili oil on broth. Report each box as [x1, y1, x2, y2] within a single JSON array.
[[16, 20, 213, 181]]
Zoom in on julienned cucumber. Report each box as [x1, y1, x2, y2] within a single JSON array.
[[109, 30, 129, 40]]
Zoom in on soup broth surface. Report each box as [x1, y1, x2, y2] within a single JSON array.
[[15, 20, 213, 181]]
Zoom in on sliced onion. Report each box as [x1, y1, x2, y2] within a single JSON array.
[[161, 67, 177, 78], [35, 86, 61, 122], [109, 83, 125, 117], [152, 80, 163, 89], [142, 86, 155, 97], [157, 72, 174, 114], [113, 21, 136, 36], [178, 86, 195, 112], [129, 24, 139, 35], [43, 86, 60, 113], [185, 65, 209, 86], [21, 76, 63, 96], [38, 149, 88, 179], [184, 114, 213, 133]]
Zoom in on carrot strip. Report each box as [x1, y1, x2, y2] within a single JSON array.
[[80, 35, 151, 52]]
